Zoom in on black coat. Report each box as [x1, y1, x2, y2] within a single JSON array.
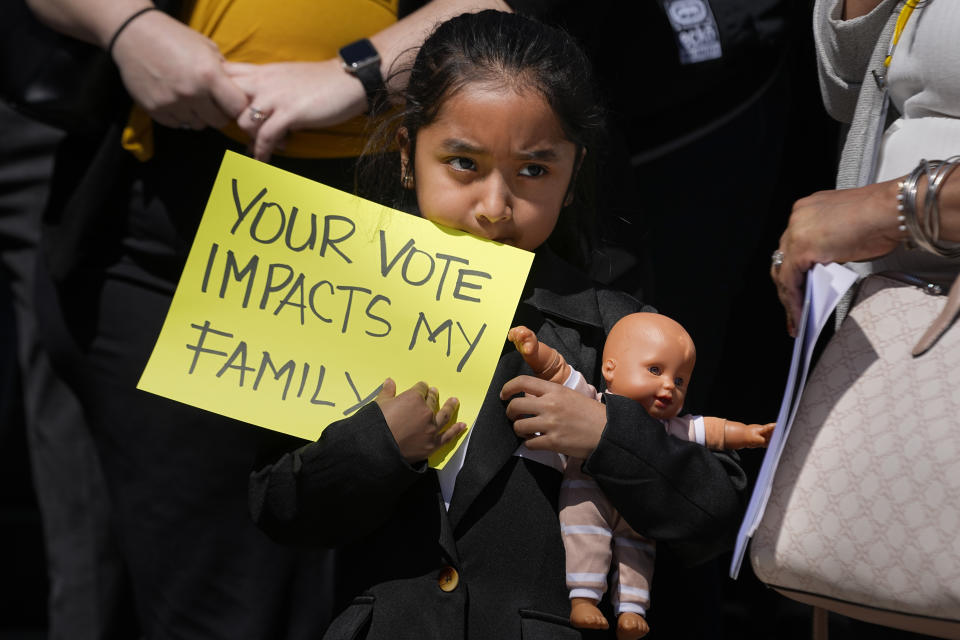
[[249, 250, 746, 640]]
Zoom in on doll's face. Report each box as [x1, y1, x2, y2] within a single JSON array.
[[602, 314, 696, 420]]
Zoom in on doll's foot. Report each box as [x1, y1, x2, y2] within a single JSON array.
[[570, 597, 609, 630], [616, 612, 649, 640]]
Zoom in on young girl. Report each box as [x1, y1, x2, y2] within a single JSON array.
[[250, 11, 746, 639]]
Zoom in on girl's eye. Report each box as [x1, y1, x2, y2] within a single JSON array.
[[448, 157, 476, 171], [519, 164, 547, 177], [648, 366, 662, 376]]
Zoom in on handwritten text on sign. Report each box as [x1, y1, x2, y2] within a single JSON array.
[[137, 151, 533, 467]]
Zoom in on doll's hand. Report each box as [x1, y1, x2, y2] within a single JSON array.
[[376, 378, 466, 464], [724, 421, 776, 449], [500, 375, 605, 459], [507, 326, 569, 383], [507, 326, 539, 356]]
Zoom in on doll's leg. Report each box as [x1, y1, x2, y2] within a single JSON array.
[[610, 516, 654, 640], [560, 460, 615, 630]]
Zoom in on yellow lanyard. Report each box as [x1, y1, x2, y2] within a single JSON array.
[[884, 0, 923, 69], [868, 0, 926, 182]]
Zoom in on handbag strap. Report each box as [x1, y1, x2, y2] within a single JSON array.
[[913, 271, 960, 356]]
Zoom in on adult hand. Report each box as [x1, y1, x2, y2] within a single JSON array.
[[772, 178, 903, 336], [224, 59, 368, 162], [110, 10, 249, 130], [500, 375, 606, 459], [376, 379, 465, 464]]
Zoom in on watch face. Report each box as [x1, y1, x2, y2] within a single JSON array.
[[340, 39, 380, 70]]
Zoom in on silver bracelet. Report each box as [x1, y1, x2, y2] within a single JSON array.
[[898, 157, 960, 258], [924, 155, 960, 257], [899, 160, 925, 251]]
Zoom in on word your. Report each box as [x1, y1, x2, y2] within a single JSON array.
[[230, 180, 492, 304]]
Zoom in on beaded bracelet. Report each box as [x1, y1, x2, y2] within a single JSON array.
[[896, 181, 909, 234], [898, 160, 925, 250]]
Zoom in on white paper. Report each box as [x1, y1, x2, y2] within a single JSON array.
[[729, 263, 858, 579]]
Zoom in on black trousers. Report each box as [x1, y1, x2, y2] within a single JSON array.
[[0, 102, 137, 640], [35, 125, 356, 640]]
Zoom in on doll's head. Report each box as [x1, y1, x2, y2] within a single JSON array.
[[601, 313, 696, 420], [363, 10, 603, 256]]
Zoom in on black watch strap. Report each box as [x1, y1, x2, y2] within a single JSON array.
[[353, 63, 387, 115], [340, 38, 387, 115]]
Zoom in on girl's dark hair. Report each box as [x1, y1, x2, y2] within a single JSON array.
[[358, 10, 604, 267]]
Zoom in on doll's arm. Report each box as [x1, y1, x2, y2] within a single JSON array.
[[582, 394, 747, 565], [703, 418, 774, 450], [508, 325, 571, 384]]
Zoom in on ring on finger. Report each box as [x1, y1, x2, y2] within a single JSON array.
[[771, 249, 785, 270], [249, 106, 268, 123]]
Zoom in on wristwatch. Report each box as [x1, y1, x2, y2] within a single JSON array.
[[339, 38, 386, 114]]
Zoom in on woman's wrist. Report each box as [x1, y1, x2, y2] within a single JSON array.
[[879, 176, 909, 245], [329, 58, 371, 120], [894, 157, 960, 256], [94, 1, 155, 50], [106, 5, 158, 55]]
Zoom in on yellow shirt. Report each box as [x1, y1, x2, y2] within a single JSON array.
[[123, 0, 398, 160]]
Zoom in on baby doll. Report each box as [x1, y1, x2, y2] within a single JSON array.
[[509, 312, 773, 639]]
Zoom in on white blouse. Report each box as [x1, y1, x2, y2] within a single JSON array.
[[854, 0, 960, 282]]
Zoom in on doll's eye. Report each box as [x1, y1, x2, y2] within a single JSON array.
[[648, 366, 662, 376], [674, 377, 685, 389]]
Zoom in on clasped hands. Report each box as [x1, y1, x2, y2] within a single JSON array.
[[110, 11, 366, 160]]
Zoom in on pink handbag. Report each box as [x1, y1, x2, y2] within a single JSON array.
[[750, 271, 960, 639]]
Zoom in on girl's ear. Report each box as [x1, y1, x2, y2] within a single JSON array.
[[398, 127, 415, 189], [601, 356, 616, 386], [563, 147, 587, 207]]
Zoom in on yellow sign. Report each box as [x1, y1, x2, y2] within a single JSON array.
[[138, 151, 533, 467]]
